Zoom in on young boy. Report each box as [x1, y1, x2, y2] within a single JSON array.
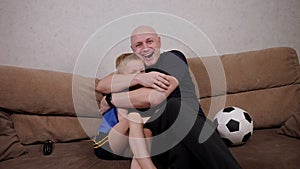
[[94, 53, 156, 169]]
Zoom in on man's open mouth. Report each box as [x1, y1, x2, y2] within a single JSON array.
[[143, 51, 154, 58]]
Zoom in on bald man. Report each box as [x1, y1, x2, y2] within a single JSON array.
[[97, 25, 241, 169]]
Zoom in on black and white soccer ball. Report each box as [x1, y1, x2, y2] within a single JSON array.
[[213, 106, 253, 146]]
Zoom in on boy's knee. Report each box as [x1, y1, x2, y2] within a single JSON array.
[[128, 112, 143, 123]]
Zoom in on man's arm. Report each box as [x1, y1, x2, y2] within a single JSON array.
[[96, 71, 170, 94], [99, 75, 178, 113], [96, 72, 138, 94]]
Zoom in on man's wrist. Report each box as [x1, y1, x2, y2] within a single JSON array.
[[105, 93, 115, 108]]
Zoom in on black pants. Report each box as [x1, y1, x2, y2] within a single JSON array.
[[144, 98, 242, 169]]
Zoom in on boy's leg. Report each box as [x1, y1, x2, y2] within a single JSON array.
[[131, 158, 142, 169], [117, 108, 128, 121], [128, 113, 156, 169], [107, 118, 131, 156]]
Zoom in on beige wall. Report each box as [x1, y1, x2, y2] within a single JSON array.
[[1, 0, 299, 76]]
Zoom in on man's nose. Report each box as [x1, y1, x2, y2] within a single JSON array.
[[142, 44, 150, 52]]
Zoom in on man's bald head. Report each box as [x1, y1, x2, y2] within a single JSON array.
[[131, 25, 158, 37], [130, 25, 159, 44]]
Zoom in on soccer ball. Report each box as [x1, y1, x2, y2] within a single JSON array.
[[213, 106, 253, 146]]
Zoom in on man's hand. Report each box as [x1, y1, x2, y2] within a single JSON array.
[[99, 96, 110, 115], [135, 72, 170, 92]]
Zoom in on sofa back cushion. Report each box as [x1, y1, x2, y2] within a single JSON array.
[[0, 66, 101, 117], [188, 47, 300, 129], [0, 66, 103, 144]]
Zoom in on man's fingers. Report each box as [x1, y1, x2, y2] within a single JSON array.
[[156, 74, 170, 89], [157, 76, 170, 86], [152, 84, 165, 92], [153, 79, 169, 91], [157, 81, 168, 90]]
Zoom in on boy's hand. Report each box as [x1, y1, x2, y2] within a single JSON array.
[[99, 96, 110, 115]]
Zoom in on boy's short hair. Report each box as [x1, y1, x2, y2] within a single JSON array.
[[115, 53, 143, 74]]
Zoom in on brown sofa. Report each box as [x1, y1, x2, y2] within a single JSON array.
[[0, 47, 299, 169]]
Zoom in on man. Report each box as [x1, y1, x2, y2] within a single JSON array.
[[97, 25, 241, 169]]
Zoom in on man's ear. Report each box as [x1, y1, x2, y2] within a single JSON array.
[[158, 36, 161, 48]]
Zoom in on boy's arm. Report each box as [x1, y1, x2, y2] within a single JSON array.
[[99, 75, 178, 113], [96, 72, 138, 94], [96, 72, 170, 94]]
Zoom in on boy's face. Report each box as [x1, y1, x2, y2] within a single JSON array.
[[121, 60, 145, 74]]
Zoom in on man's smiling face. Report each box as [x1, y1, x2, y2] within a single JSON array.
[[130, 26, 161, 67]]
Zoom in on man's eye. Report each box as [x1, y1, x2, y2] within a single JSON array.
[[135, 43, 142, 47], [147, 40, 153, 44]]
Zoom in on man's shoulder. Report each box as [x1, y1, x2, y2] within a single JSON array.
[[161, 50, 187, 64]]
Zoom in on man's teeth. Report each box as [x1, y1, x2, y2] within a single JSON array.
[[144, 52, 154, 58]]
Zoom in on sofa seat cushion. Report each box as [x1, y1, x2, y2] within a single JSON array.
[[0, 111, 27, 161], [230, 128, 300, 169], [0, 140, 131, 169], [278, 84, 300, 139], [11, 114, 101, 144]]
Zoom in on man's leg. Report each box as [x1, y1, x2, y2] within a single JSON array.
[[146, 98, 241, 169], [179, 115, 242, 169], [144, 98, 181, 169], [168, 143, 198, 169]]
